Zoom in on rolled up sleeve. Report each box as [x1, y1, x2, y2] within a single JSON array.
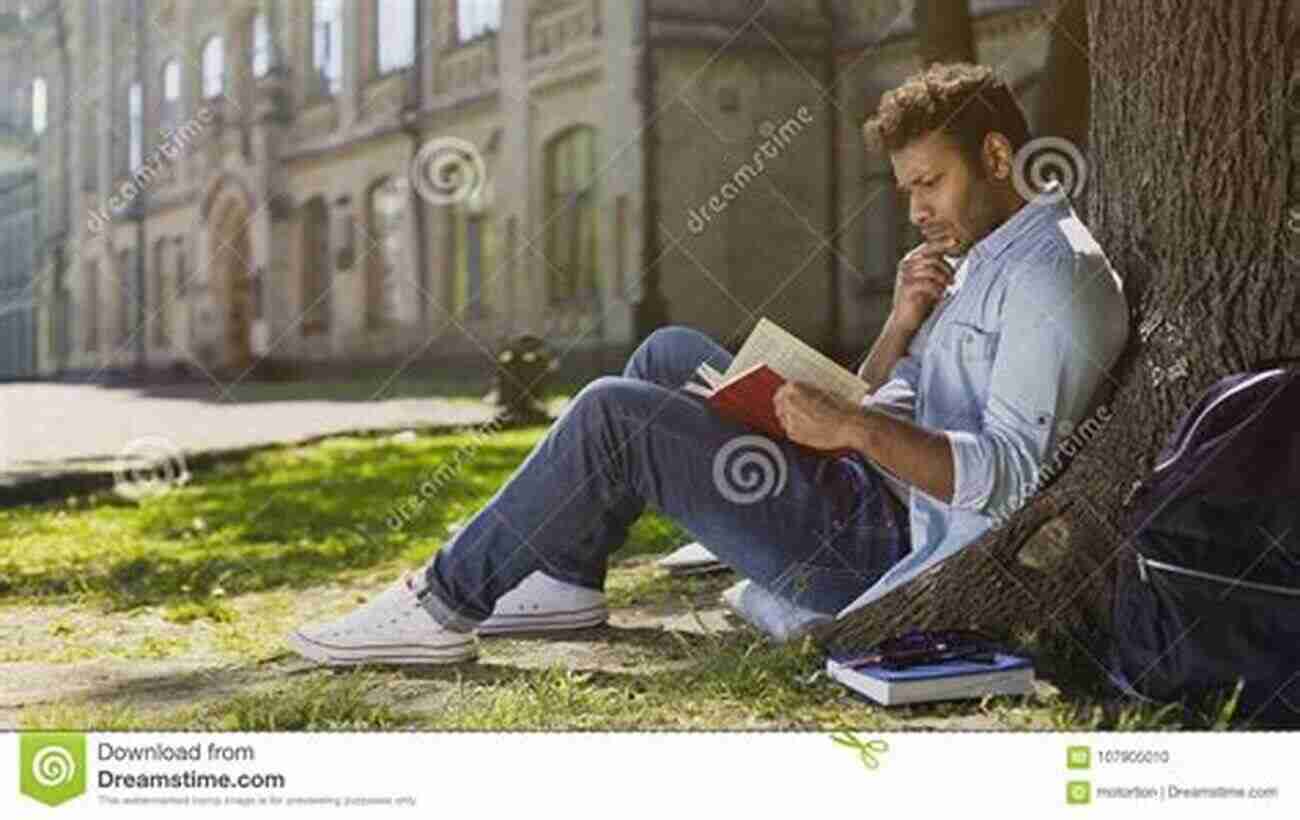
[[943, 248, 1127, 517]]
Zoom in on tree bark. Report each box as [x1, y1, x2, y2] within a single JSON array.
[[828, 0, 1300, 692]]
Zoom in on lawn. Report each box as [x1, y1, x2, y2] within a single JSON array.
[[0, 425, 1252, 731]]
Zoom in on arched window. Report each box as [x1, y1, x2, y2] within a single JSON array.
[[31, 77, 47, 135], [366, 177, 407, 328], [201, 35, 225, 98], [312, 0, 342, 96], [152, 239, 170, 348], [544, 127, 598, 304], [128, 82, 143, 170], [448, 207, 494, 319], [160, 60, 181, 131], [117, 249, 133, 347], [375, 0, 415, 74], [301, 197, 331, 335], [83, 262, 99, 353], [456, 0, 500, 44], [251, 14, 271, 78]]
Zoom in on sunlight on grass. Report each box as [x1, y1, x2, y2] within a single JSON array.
[[0, 426, 691, 614]]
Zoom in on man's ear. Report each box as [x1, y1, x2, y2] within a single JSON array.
[[981, 132, 1014, 181]]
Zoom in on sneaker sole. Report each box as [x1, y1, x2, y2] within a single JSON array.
[[476, 604, 609, 636], [286, 630, 477, 666]]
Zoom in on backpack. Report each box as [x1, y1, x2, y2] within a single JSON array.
[[1105, 360, 1300, 725]]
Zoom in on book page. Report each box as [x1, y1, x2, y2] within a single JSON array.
[[726, 317, 872, 405]]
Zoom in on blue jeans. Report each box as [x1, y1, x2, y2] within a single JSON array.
[[418, 325, 911, 630]]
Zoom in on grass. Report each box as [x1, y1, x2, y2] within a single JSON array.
[[0, 424, 1281, 731]]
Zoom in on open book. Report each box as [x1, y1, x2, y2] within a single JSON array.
[[680, 317, 875, 458]]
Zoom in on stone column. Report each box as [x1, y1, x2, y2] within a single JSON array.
[[498, 0, 532, 334]]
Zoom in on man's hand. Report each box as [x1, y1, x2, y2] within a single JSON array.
[[773, 381, 861, 451], [891, 241, 955, 332]]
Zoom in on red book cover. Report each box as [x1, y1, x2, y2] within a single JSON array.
[[706, 363, 858, 458]]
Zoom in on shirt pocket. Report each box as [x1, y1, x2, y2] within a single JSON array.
[[942, 321, 1000, 411]]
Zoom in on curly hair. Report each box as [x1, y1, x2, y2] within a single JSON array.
[[863, 63, 1031, 168]]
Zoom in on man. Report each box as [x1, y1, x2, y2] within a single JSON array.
[[287, 63, 1129, 666]]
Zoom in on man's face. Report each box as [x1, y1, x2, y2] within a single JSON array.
[[890, 130, 1006, 258]]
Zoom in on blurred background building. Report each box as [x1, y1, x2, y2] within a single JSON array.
[[0, 0, 1058, 384]]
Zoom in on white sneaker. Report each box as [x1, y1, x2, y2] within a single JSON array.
[[476, 571, 608, 636], [287, 573, 478, 666], [720, 579, 833, 644]]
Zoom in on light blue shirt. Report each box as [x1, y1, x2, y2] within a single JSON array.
[[838, 186, 1130, 618]]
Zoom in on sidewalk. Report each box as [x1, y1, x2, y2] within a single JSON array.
[[0, 382, 553, 505]]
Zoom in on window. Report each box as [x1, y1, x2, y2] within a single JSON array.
[[301, 197, 331, 335], [456, 0, 500, 43], [160, 60, 181, 131], [31, 77, 47, 134], [175, 238, 188, 298], [201, 35, 224, 98], [152, 239, 170, 348], [375, 0, 415, 74], [449, 210, 494, 318], [312, 0, 342, 96], [545, 127, 598, 304], [128, 82, 143, 170], [366, 178, 407, 328], [84, 263, 98, 353], [118, 249, 133, 347], [251, 14, 271, 78]]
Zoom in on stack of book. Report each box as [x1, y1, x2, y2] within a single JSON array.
[[826, 644, 1035, 706]]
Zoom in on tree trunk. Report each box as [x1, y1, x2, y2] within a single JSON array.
[[829, 0, 1299, 694], [914, 0, 976, 66]]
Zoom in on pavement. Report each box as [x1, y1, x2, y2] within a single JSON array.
[[0, 382, 543, 504]]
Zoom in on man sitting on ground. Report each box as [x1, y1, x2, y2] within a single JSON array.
[[287, 62, 1129, 666]]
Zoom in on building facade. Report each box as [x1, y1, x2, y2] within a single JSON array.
[[3, 0, 1054, 382]]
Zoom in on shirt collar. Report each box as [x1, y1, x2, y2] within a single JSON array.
[[967, 180, 1069, 265]]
